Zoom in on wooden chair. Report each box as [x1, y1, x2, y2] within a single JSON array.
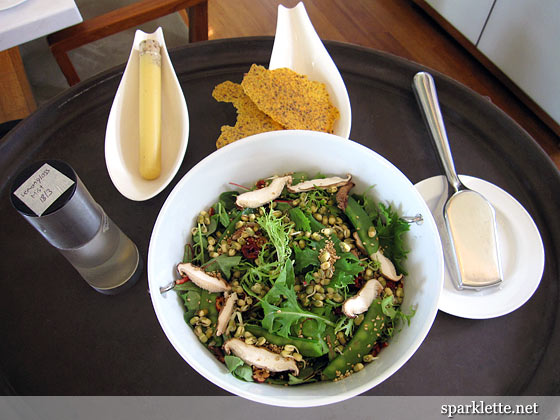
[[47, 0, 208, 86]]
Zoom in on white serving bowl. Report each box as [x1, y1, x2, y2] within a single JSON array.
[[148, 130, 443, 407]]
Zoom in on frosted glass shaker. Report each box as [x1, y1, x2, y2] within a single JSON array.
[[10, 160, 142, 294]]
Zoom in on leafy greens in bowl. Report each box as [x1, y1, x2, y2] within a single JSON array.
[[148, 130, 443, 407]]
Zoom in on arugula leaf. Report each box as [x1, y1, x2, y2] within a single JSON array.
[[288, 207, 311, 232], [274, 201, 293, 212], [183, 243, 194, 263], [224, 355, 254, 382], [218, 191, 238, 211], [232, 364, 254, 382], [288, 373, 317, 385], [375, 203, 410, 275], [203, 255, 241, 279], [261, 300, 330, 338], [216, 201, 231, 228], [174, 280, 202, 293], [304, 210, 325, 232], [293, 232, 363, 288], [180, 285, 202, 320], [217, 209, 249, 246], [293, 245, 319, 273], [181, 290, 201, 312], [206, 214, 218, 235], [261, 260, 334, 337], [224, 355, 244, 371], [261, 258, 295, 305], [330, 252, 363, 288]]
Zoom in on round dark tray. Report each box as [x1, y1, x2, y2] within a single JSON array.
[[0, 37, 558, 396]]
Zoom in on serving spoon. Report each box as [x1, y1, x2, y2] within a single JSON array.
[[412, 71, 503, 290]]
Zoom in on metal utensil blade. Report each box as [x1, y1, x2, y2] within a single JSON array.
[[444, 189, 502, 289]]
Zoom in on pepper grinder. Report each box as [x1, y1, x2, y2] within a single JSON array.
[[10, 160, 142, 294]]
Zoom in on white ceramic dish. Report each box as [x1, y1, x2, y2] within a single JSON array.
[[269, 2, 351, 138], [105, 28, 189, 201], [0, 0, 27, 11], [148, 130, 443, 407], [415, 175, 544, 319]]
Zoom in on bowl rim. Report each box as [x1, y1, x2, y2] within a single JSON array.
[[148, 130, 444, 407]]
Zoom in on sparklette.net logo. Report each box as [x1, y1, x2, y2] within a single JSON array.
[[441, 400, 539, 418]]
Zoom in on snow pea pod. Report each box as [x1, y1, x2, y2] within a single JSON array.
[[245, 325, 327, 357], [322, 298, 388, 380], [344, 196, 379, 255], [324, 325, 337, 361]]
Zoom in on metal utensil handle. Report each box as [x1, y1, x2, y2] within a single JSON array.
[[413, 72, 462, 192]]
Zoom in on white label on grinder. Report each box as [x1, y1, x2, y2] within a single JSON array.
[[13, 163, 75, 216]]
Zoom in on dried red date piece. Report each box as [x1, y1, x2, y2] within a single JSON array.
[[241, 236, 267, 260], [215, 296, 225, 312]]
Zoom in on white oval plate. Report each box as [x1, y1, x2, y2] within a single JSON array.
[[415, 175, 545, 319], [105, 28, 189, 201], [269, 2, 351, 138]]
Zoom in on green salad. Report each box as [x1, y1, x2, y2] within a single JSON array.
[[173, 172, 414, 384]]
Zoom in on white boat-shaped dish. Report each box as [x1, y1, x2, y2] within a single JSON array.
[[105, 28, 189, 201], [269, 2, 351, 138]]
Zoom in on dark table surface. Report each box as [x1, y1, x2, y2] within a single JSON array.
[[1, 37, 559, 396]]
